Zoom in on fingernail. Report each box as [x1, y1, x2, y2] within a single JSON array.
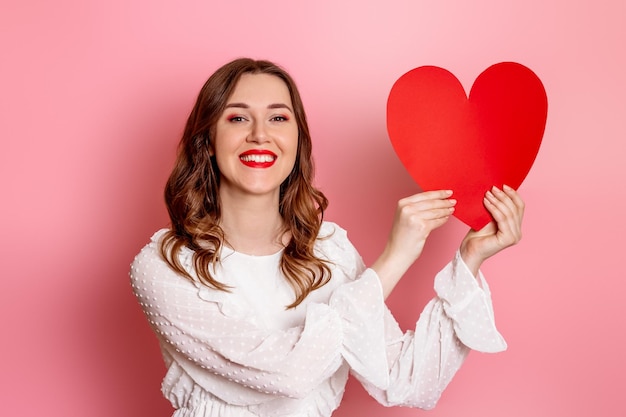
[[449, 199, 457, 205], [503, 184, 513, 191]]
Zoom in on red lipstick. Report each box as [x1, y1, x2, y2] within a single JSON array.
[[239, 150, 277, 168]]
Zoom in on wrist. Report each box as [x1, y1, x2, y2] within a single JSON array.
[[371, 247, 413, 299], [459, 242, 485, 277]]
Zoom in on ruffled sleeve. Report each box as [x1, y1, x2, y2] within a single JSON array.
[[130, 225, 506, 410], [328, 237, 507, 409], [130, 230, 346, 404], [434, 251, 507, 353]]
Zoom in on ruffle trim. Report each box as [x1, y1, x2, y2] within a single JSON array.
[[434, 251, 507, 353], [150, 229, 253, 320], [330, 269, 390, 390]]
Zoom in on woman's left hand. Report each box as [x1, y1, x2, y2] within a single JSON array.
[[459, 184, 525, 276]]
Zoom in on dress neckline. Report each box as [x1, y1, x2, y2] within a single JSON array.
[[221, 246, 285, 260]]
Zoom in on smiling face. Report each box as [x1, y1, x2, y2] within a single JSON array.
[[212, 73, 299, 202]]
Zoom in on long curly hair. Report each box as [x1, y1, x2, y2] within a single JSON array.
[[160, 58, 331, 308]]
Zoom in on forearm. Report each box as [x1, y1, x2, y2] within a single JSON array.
[[372, 190, 456, 299], [459, 242, 485, 278], [370, 248, 414, 300], [357, 254, 507, 409]]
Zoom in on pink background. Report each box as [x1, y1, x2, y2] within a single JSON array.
[[1, 1, 624, 416]]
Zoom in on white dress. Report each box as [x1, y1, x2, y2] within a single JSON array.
[[130, 221, 506, 417]]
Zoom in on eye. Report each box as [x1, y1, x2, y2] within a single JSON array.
[[270, 115, 289, 122], [227, 115, 246, 122]]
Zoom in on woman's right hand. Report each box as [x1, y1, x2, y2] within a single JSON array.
[[371, 190, 456, 299]]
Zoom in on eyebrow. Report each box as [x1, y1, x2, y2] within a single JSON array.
[[225, 102, 294, 113]]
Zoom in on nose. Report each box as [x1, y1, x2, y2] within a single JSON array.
[[247, 121, 269, 144]]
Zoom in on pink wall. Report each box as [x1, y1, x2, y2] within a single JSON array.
[[2, 1, 624, 416]]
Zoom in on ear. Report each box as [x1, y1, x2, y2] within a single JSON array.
[[203, 134, 215, 157]]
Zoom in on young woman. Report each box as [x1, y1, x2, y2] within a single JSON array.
[[130, 58, 524, 417]]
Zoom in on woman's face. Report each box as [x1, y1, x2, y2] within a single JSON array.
[[212, 73, 299, 201]]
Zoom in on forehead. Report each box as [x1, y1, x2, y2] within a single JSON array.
[[228, 73, 293, 106]]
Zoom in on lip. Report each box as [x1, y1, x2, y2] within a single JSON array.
[[239, 149, 277, 168]]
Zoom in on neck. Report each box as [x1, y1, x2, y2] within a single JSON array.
[[218, 189, 287, 256]]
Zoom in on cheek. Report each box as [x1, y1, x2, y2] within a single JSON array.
[[288, 133, 299, 164], [211, 142, 229, 172], [285, 140, 300, 176], [211, 125, 231, 154], [211, 131, 232, 160], [288, 127, 299, 153]]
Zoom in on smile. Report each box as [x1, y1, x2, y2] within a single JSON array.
[[239, 150, 277, 168]]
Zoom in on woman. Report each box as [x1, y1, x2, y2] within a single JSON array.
[[130, 57, 524, 417]]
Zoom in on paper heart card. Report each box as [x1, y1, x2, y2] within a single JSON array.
[[386, 62, 548, 230]]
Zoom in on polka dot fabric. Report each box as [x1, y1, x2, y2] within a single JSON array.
[[130, 222, 506, 417]]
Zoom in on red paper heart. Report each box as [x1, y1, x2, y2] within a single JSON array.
[[386, 62, 547, 230]]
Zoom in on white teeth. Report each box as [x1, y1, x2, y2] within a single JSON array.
[[240, 154, 275, 163]]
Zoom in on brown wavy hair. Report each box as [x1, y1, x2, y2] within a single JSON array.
[[160, 58, 331, 308]]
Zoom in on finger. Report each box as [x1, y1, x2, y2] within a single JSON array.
[[417, 206, 456, 220], [502, 184, 525, 215], [483, 202, 518, 248], [429, 214, 453, 230], [484, 191, 517, 230], [488, 187, 523, 223], [492, 186, 525, 218], [484, 192, 522, 243], [401, 189, 453, 204], [400, 195, 456, 212], [399, 201, 456, 224], [415, 210, 453, 229], [485, 187, 519, 229], [484, 195, 508, 227], [398, 202, 455, 224]]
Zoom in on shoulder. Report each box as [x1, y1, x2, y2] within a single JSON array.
[[131, 229, 171, 266], [317, 221, 350, 249], [316, 221, 365, 280], [130, 229, 195, 288], [319, 220, 345, 237]]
